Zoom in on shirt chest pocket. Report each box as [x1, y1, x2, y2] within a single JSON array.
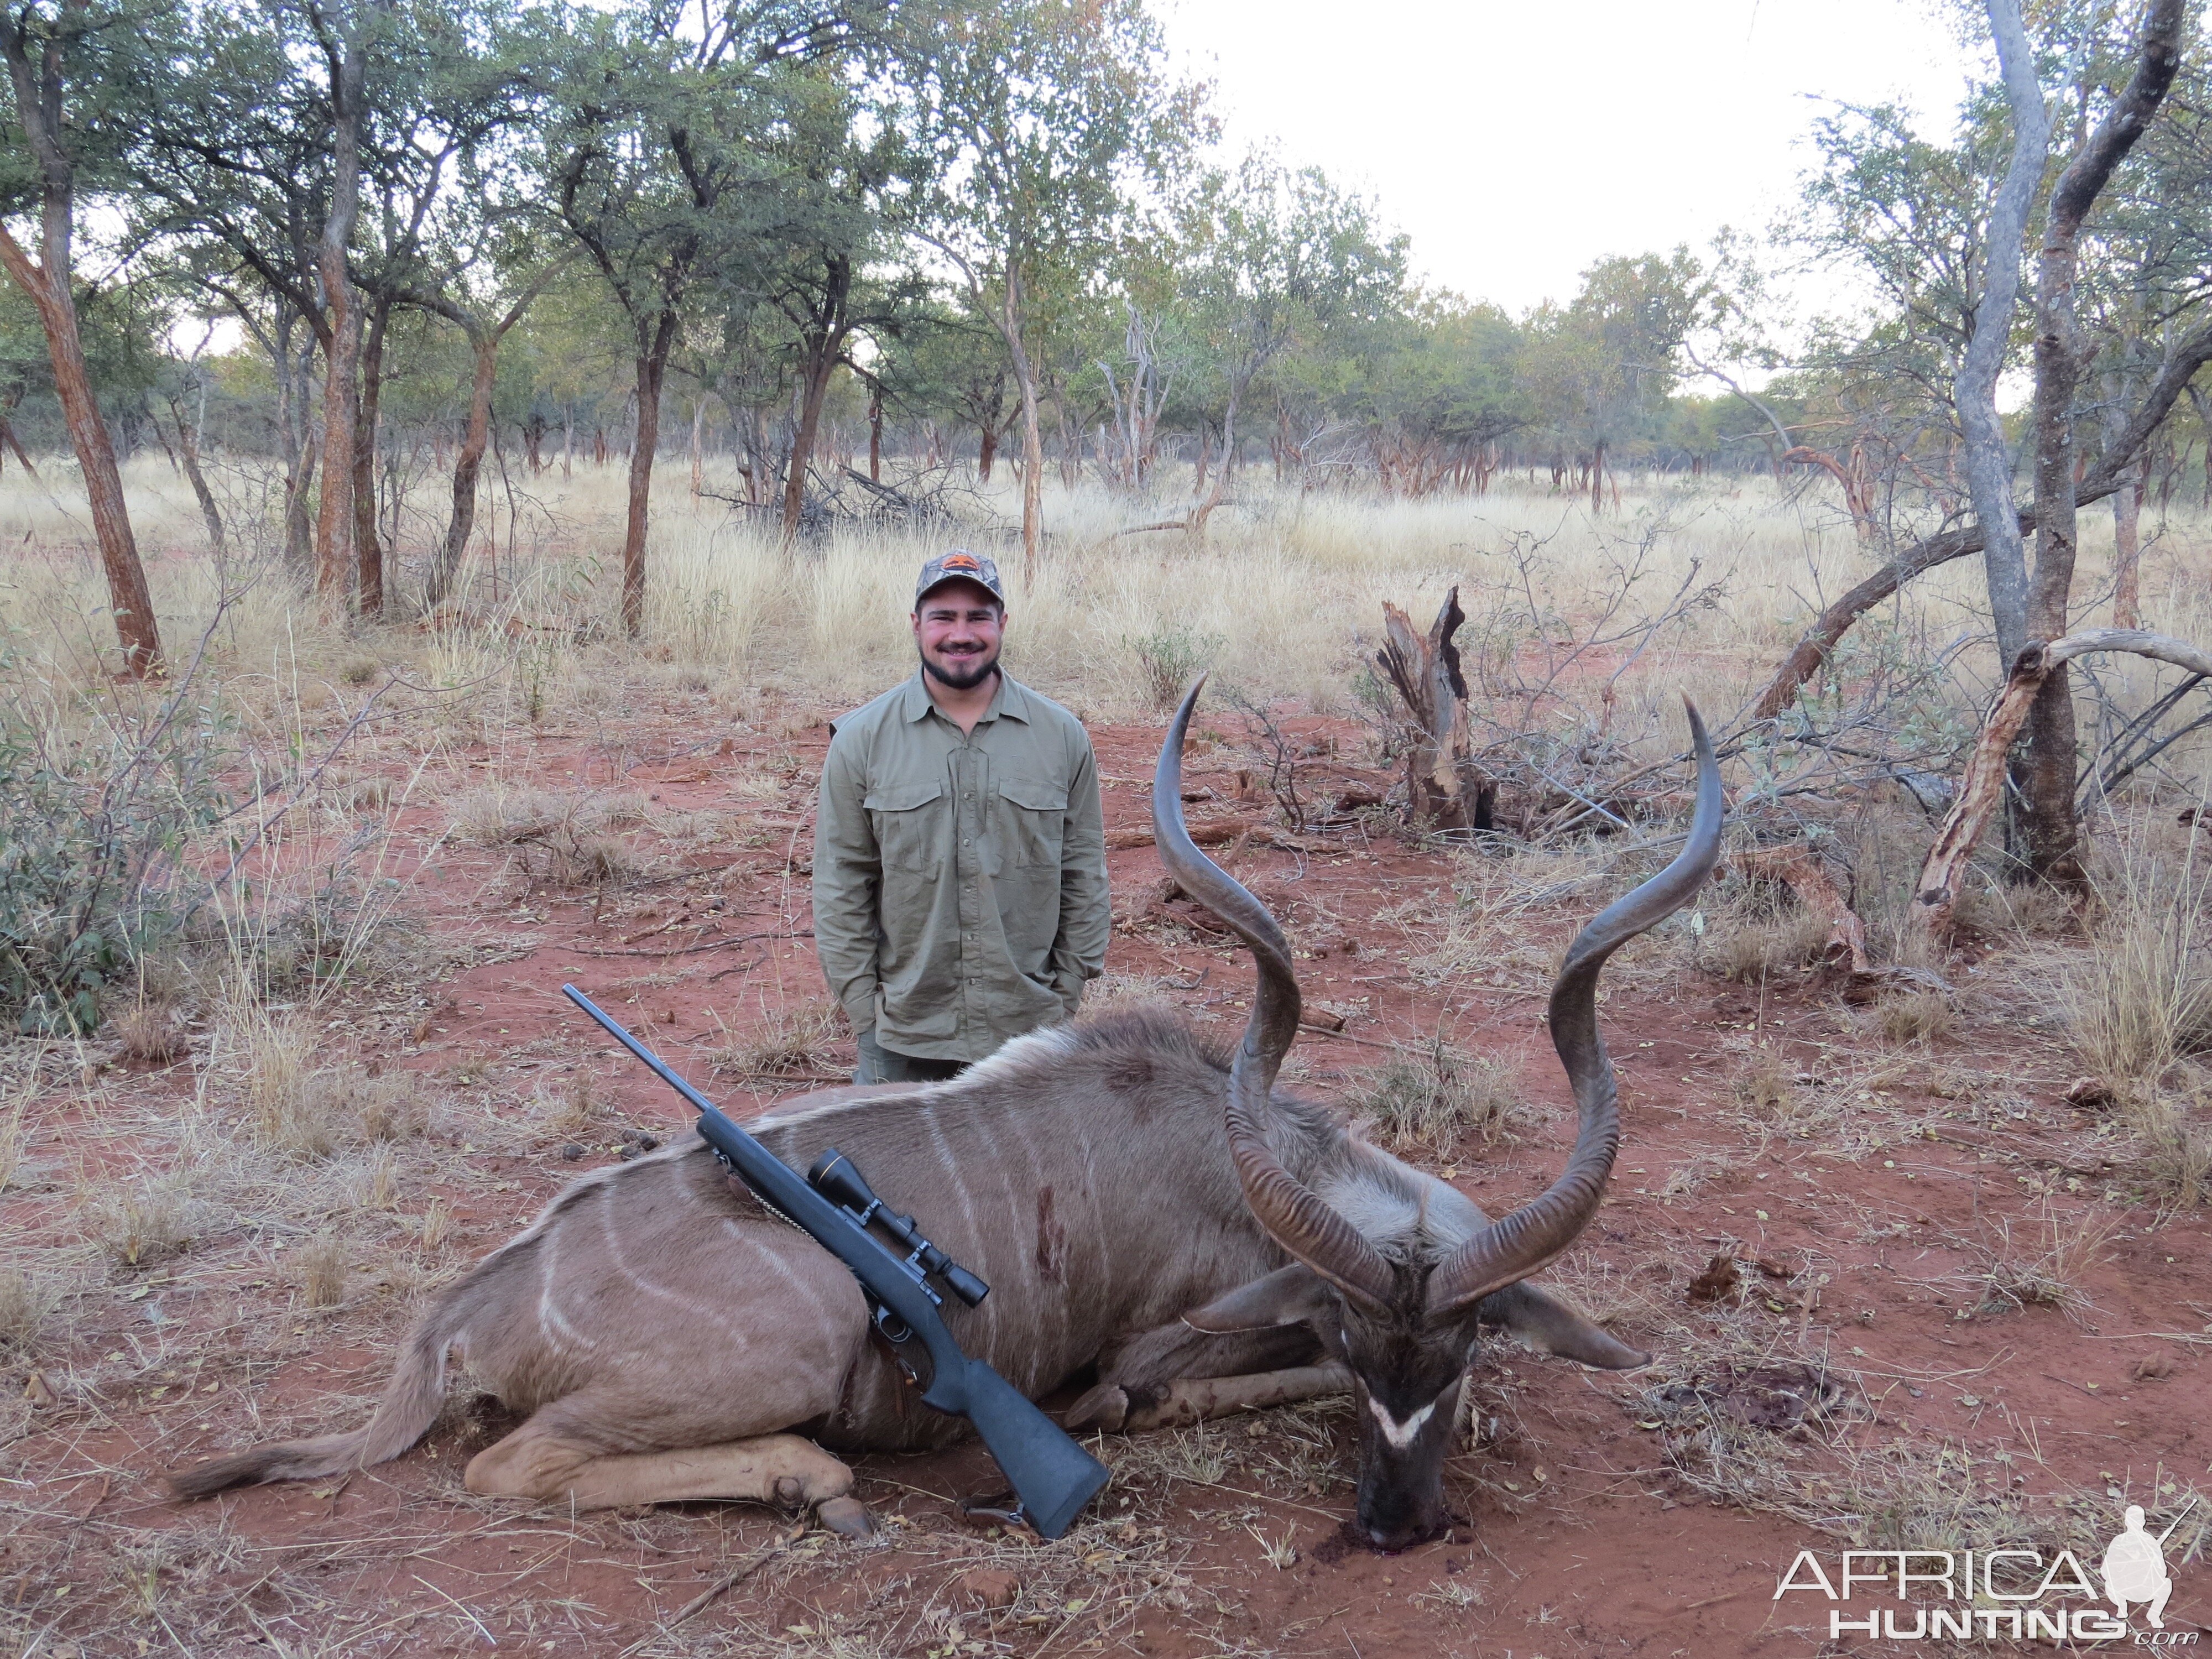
[[995, 775, 1067, 870], [864, 779, 946, 873]]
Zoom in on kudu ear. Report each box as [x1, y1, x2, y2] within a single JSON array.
[[1480, 1281, 1650, 1370], [1182, 1263, 1334, 1333]]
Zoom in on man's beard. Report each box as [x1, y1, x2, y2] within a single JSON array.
[[921, 644, 1000, 691]]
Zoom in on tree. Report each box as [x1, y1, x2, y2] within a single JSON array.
[[414, 247, 572, 611], [0, 0, 161, 675], [745, 63, 928, 539], [1169, 152, 1404, 536], [901, 0, 1187, 584], [541, 0, 862, 635], [2016, 0, 2186, 888], [1521, 249, 1708, 513]]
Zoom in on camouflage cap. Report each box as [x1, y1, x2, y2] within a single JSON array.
[[914, 549, 1005, 607]]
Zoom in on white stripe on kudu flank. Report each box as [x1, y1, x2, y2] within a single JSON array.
[[597, 1186, 745, 1338], [534, 1215, 598, 1354], [919, 1102, 993, 1348]]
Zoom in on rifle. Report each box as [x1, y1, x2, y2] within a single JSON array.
[[561, 985, 1110, 1540]]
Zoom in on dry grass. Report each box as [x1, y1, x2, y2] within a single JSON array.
[[1360, 1035, 1521, 1157], [710, 998, 847, 1080], [1731, 1045, 1797, 1114], [296, 1233, 348, 1308], [109, 1000, 187, 1065], [1707, 909, 1833, 984], [1876, 989, 1955, 1046], [2128, 1084, 2212, 1208], [1965, 1202, 2120, 1318], [418, 1194, 456, 1250], [0, 1267, 58, 1352], [2068, 822, 2212, 1082], [91, 1175, 200, 1267]]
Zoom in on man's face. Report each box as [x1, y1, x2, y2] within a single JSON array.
[[912, 580, 1005, 691]]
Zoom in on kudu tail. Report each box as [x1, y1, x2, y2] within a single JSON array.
[[166, 1283, 474, 1500]]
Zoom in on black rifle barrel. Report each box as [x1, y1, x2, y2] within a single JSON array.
[[560, 984, 1108, 1539]]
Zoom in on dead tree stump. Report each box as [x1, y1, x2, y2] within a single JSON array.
[[1376, 586, 1495, 834]]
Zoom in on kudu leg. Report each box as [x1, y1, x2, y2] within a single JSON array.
[[1068, 1322, 1345, 1432], [1120, 1363, 1354, 1432], [467, 1423, 856, 1518]]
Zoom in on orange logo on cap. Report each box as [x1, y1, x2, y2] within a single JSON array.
[[941, 552, 982, 573]]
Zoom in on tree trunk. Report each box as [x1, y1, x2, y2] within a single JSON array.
[[169, 396, 223, 550], [312, 8, 369, 613], [8, 253, 163, 674], [622, 317, 675, 638], [688, 397, 705, 497], [421, 332, 496, 614], [352, 294, 389, 618], [2019, 0, 2182, 888], [1908, 628, 2212, 957], [1588, 440, 1605, 516], [0, 19, 161, 675], [1375, 587, 1494, 833], [868, 384, 882, 483], [1187, 379, 1244, 544], [782, 341, 842, 540], [977, 423, 997, 483], [0, 408, 38, 478], [2112, 457, 2144, 628], [562, 404, 573, 479], [1958, 0, 2049, 671]]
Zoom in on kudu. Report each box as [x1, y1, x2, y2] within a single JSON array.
[[168, 682, 1719, 1552]]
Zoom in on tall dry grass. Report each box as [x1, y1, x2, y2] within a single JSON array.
[[2065, 812, 2212, 1207], [9, 450, 2206, 737]]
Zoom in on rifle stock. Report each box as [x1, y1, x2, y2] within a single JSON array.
[[561, 985, 1109, 1540]]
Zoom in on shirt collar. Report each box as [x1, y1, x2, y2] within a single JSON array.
[[900, 668, 1029, 725]]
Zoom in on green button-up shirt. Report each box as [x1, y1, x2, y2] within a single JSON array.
[[812, 670, 1109, 1063]]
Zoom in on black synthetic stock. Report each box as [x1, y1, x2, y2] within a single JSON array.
[[560, 985, 1109, 1539]]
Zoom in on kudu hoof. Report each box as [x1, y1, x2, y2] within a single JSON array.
[[815, 1496, 877, 1539], [1061, 1383, 1129, 1433]]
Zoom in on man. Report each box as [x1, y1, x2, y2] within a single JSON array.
[[813, 550, 1109, 1084]]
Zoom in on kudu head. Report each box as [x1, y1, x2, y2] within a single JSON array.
[[1155, 678, 1723, 1550]]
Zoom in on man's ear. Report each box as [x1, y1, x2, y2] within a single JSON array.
[[1183, 1263, 1334, 1333], [1479, 1280, 1648, 1370]]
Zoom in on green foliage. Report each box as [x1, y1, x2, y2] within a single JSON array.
[[0, 664, 232, 1035], [1123, 622, 1223, 712]]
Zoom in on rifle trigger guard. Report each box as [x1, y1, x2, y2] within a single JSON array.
[[869, 1301, 925, 1385]]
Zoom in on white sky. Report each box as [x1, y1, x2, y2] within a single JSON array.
[[1162, 0, 1983, 320]]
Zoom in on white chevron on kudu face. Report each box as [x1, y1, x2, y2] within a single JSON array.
[[1366, 1394, 1438, 1450]]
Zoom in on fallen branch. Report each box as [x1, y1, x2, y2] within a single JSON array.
[[1733, 846, 1871, 974], [1107, 818, 1260, 852], [573, 928, 811, 959], [660, 1536, 792, 1634], [1908, 627, 2212, 954], [1749, 317, 2212, 721]]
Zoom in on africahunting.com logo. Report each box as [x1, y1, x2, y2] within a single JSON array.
[[1773, 1503, 2197, 1644]]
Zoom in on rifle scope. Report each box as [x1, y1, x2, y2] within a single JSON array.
[[808, 1149, 990, 1308]]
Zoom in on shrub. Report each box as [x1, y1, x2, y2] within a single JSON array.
[[1125, 624, 1225, 713], [1365, 1037, 1520, 1157], [0, 658, 232, 1035]]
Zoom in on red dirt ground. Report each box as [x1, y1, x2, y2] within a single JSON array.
[[7, 697, 2209, 1658]]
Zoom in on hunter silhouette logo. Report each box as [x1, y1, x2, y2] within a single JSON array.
[[1773, 1499, 2199, 1643], [2104, 1500, 2191, 1629]]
